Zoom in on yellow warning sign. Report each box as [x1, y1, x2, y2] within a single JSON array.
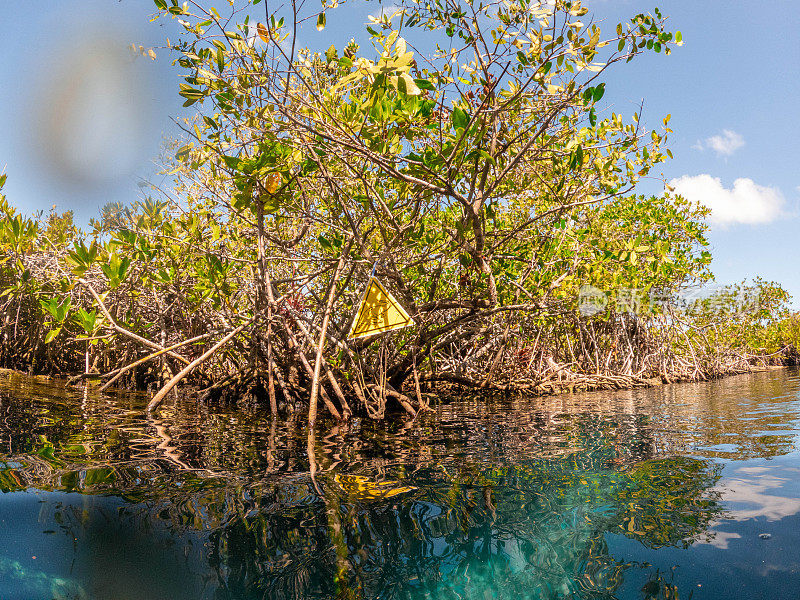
[[348, 277, 414, 339]]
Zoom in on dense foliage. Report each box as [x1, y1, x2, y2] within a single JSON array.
[[0, 1, 797, 420]]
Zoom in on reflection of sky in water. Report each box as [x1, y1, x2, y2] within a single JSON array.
[[610, 454, 800, 600], [691, 454, 800, 551], [721, 470, 800, 522], [0, 492, 210, 600]]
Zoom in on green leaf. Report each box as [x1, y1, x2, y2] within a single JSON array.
[[175, 144, 192, 161], [45, 327, 61, 344], [119, 257, 131, 280], [222, 155, 241, 170], [593, 83, 605, 102], [316, 12, 326, 31], [262, 196, 281, 214], [153, 0, 167, 9], [452, 107, 468, 131]]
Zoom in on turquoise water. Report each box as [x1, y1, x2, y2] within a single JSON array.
[[0, 368, 799, 599]]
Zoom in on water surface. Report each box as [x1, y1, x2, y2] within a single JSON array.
[[1, 368, 799, 599]]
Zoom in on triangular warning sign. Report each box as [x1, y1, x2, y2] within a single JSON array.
[[348, 277, 414, 339]]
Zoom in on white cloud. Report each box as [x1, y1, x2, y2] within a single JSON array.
[[669, 174, 785, 226], [707, 130, 745, 156], [718, 473, 800, 521], [695, 129, 745, 157], [694, 528, 741, 550]]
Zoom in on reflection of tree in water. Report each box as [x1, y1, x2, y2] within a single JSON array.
[[3, 371, 798, 598], [0, 415, 724, 599], [194, 453, 722, 599], [1, 369, 799, 477]]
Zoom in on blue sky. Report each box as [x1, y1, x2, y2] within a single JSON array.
[[1, 1, 798, 305]]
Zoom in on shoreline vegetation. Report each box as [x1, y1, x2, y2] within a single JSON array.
[[2, 0, 800, 423], [0, 363, 794, 407]]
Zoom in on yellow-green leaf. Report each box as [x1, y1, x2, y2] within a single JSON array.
[[45, 327, 61, 344], [399, 73, 421, 96]]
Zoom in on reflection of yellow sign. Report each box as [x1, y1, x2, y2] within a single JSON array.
[[334, 474, 416, 501], [348, 277, 414, 339]]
